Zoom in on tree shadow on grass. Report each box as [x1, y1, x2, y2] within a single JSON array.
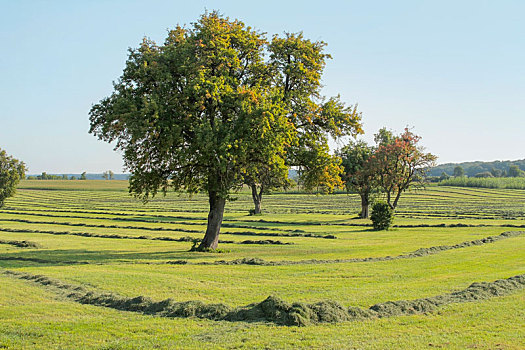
[[0, 247, 207, 268]]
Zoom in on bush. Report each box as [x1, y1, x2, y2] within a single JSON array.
[[370, 202, 394, 230]]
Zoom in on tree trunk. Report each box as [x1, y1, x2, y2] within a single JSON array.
[[360, 193, 369, 219], [198, 191, 226, 250], [251, 184, 262, 215]]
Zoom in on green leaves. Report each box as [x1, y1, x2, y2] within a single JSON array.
[[370, 128, 438, 209], [89, 11, 362, 204], [0, 149, 26, 208], [337, 140, 375, 194]]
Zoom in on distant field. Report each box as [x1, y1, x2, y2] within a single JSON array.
[[0, 180, 524, 349], [438, 176, 525, 190]]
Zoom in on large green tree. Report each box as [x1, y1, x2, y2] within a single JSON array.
[[337, 140, 375, 218], [89, 12, 361, 249], [243, 33, 362, 213], [0, 148, 26, 208]]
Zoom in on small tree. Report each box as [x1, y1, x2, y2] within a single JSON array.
[[337, 140, 375, 218], [439, 171, 450, 181], [370, 128, 437, 210], [490, 168, 503, 178], [244, 161, 289, 215], [80, 172, 87, 180], [370, 202, 393, 230], [508, 165, 524, 178], [102, 170, 115, 180], [0, 149, 26, 208], [453, 165, 464, 177]]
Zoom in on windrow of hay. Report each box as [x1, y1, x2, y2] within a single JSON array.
[[0, 210, 302, 232], [0, 256, 85, 264], [4, 270, 524, 326], [0, 228, 292, 246], [0, 221, 333, 239], [229, 217, 525, 227], [176, 231, 525, 266], [1, 231, 520, 267], [15, 208, 525, 229], [0, 239, 40, 248], [0, 217, 216, 233]]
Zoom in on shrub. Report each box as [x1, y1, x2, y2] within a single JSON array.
[[370, 202, 394, 230]]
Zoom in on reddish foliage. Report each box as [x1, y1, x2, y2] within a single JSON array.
[[371, 128, 437, 209]]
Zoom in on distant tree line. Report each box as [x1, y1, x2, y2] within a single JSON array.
[[429, 160, 525, 178], [27, 172, 87, 180], [26, 171, 118, 180], [27, 172, 69, 180], [438, 176, 525, 190], [431, 164, 524, 182]]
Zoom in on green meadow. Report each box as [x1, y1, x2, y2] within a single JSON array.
[[0, 180, 524, 349]]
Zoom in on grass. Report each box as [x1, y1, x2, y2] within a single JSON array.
[[0, 180, 523, 348], [439, 176, 525, 189]]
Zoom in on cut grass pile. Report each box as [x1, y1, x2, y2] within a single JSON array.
[[5, 270, 525, 326]]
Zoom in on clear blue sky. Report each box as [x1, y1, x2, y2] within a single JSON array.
[[1, 0, 524, 174]]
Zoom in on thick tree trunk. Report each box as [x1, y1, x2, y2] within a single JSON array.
[[251, 184, 262, 215], [198, 191, 226, 250], [360, 193, 369, 219]]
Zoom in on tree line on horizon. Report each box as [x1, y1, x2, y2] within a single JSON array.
[[26, 171, 122, 180], [429, 160, 525, 178]]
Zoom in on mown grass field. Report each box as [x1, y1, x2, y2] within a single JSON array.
[[0, 180, 524, 349]]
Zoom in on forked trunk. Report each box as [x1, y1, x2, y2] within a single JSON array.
[[251, 184, 262, 215], [198, 191, 226, 250], [360, 193, 369, 219]]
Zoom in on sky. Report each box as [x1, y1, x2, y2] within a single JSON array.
[[1, 0, 524, 174]]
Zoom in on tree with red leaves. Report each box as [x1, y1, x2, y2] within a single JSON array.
[[370, 128, 437, 210]]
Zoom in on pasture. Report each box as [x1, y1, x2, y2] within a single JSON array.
[[0, 180, 524, 349]]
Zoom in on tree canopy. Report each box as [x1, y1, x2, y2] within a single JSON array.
[[0, 148, 26, 208], [370, 128, 437, 209], [339, 128, 436, 216], [508, 165, 524, 178], [453, 166, 465, 177], [337, 140, 375, 218], [89, 12, 362, 249]]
